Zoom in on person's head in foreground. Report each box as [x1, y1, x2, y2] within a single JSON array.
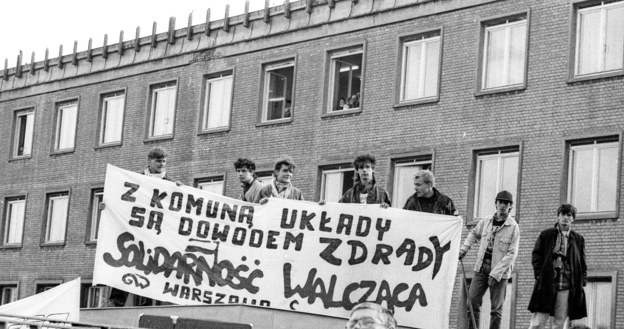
[[346, 302, 397, 329]]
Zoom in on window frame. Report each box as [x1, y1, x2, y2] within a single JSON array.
[[467, 143, 523, 224], [560, 132, 622, 220], [35, 280, 63, 294], [199, 69, 235, 134], [0, 281, 20, 305], [80, 281, 111, 309], [10, 107, 36, 160], [322, 41, 367, 117], [568, 0, 624, 82], [96, 88, 127, 148], [388, 152, 434, 208], [257, 56, 297, 126], [145, 79, 178, 141], [475, 11, 530, 96], [1, 195, 27, 248], [41, 190, 71, 246], [579, 271, 618, 329], [194, 173, 227, 196], [318, 163, 355, 203], [394, 28, 444, 108], [85, 188, 104, 245], [52, 98, 80, 154]]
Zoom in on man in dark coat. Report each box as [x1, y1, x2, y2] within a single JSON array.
[[528, 203, 587, 329], [338, 154, 391, 206], [403, 170, 457, 215]]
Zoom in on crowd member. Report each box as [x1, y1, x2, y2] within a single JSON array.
[[346, 302, 397, 329], [338, 154, 390, 207], [337, 98, 348, 111], [234, 158, 263, 203], [527, 203, 587, 329], [255, 157, 304, 204], [403, 170, 457, 215], [458, 190, 519, 329]]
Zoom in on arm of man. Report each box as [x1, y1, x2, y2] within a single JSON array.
[[459, 218, 484, 257], [490, 224, 520, 282], [254, 185, 271, 204], [448, 199, 458, 216]]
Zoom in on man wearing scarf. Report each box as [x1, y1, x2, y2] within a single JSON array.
[[234, 158, 264, 203], [528, 203, 587, 329], [255, 157, 304, 204], [339, 154, 391, 206]]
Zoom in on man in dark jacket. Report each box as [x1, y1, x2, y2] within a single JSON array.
[[403, 170, 457, 215], [528, 203, 587, 329], [338, 154, 391, 206]]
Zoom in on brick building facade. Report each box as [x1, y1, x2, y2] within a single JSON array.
[[0, 0, 622, 328]]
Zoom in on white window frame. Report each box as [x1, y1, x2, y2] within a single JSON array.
[[148, 83, 177, 138], [45, 193, 69, 244], [197, 177, 225, 195], [0, 285, 18, 305], [567, 140, 619, 214], [327, 47, 363, 113], [320, 166, 355, 202], [262, 60, 295, 122], [202, 74, 233, 131], [99, 92, 125, 146], [3, 197, 26, 246], [392, 159, 432, 208], [85, 285, 111, 308], [255, 172, 273, 186], [574, 1, 624, 77], [89, 190, 104, 242], [575, 273, 617, 329], [400, 33, 441, 102], [481, 18, 528, 90], [12, 109, 35, 158], [473, 150, 519, 220], [54, 101, 78, 151]]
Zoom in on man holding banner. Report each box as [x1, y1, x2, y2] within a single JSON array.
[[338, 154, 391, 206], [255, 156, 304, 203], [459, 190, 519, 329], [234, 158, 264, 203]]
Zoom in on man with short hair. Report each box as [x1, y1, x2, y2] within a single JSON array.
[[255, 157, 304, 204], [346, 302, 397, 329], [527, 203, 587, 329], [339, 154, 391, 207], [403, 170, 457, 215], [459, 190, 520, 329], [234, 158, 263, 203]]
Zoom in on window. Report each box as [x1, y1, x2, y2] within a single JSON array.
[[54, 101, 78, 151], [2, 197, 26, 246], [256, 172, 273, 185], [202, 73, 233, 131], [261, 60, 294, 122], [327, 47, 363, 112], [0, 284, 18, 305], [35, 283, 60, 294], [574, 1, 624, 78], [576, 276, 615, 329], [399, 31, 441, 103], [392, 158, 432, 208], [87, 190, 103, 242], [320, 165, 355, 202], [196, 177, 224, 195], [567, 137, 619, 216], [473, 149, 519, 220], [80, 284, 110, 308], [479, 15, 528, 92], [148, 82, 177, 138], [44, 193, 69, 244], [99, 91, 125, 145], [12, 109, 35, 158]]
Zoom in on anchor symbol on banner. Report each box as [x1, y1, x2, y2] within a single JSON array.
[[122, 273, 150, 289]]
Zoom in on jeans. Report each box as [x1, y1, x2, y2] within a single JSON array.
[[467, 260, 508, 329], [528, 290, 570, 329]]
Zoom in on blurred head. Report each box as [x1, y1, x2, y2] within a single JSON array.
[[274, 157, 296, 184], [354, 154, 376, 184], [413, 170, 435, 198], [234, 158, 256, 184], [346, 302, 396, 329], [557, 203, 577, 232], [147, 147, 168, 173]]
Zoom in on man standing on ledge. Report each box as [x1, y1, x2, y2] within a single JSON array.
[[338, 154, 391, 207], [459, 190, 520, 329], [527, 203, 587, 329], [403, 170, 457, 215], [234, 158, 264, 203], [255, 156, 304, 204]]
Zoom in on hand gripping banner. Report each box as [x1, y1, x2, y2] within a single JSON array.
[[93, 165, 462, 328]]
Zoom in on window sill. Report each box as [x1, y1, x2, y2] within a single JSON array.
[[567, 70, 624, 84], [8, 155, 32, 162], [50, 149, 75, 156], [198, 127, 230, 135], [85, 240, 97, 246], [475, 84, 526, 97], [40, 242, 66, 248], [94, 142, 123, 150], [143, 135, 174, 143], [574, 212, 618, 221], [321, 108, 362, 118], [393, 97, 438, 109], [256, 117, 293, 127], [0, 244, 23, 249]]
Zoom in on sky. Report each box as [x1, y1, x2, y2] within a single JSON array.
[[0, 0, 286, 67]]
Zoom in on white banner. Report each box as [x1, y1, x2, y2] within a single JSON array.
[[0, 278, 80, 324], [94, 165, 462, 328]]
